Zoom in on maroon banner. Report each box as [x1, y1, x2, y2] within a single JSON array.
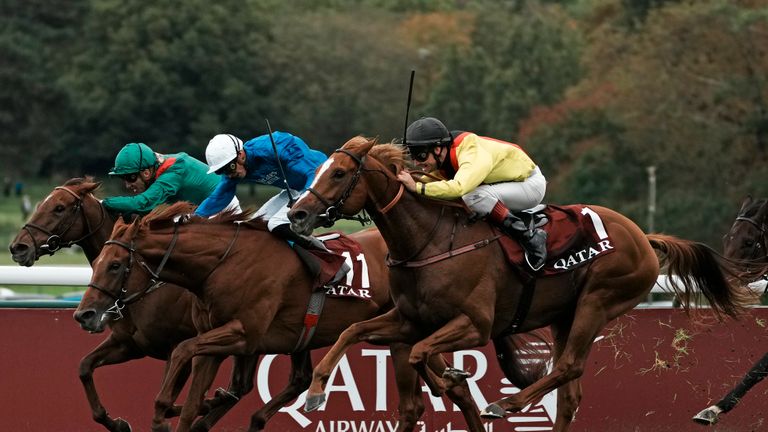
[[1, 308, 767, 431]]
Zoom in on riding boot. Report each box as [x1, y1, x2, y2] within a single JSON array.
[[498, 213, 548, 272], [271, 224, 350, 285]]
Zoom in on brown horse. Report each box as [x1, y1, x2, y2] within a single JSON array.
[[75, 202, 486, 432], [693, 195, 768, 426], [287, 137, 761, 432], [8, 178, 299, 432]]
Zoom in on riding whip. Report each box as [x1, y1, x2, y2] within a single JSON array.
[[265, 118, 296, 208]]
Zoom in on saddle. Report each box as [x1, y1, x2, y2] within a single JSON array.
[[497, 204, 617, 277], [308, 232, 373, 300]]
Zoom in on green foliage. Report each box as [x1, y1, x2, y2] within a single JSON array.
[[425, 3, 583, 138]]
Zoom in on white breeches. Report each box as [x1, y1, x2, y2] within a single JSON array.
[[461, 166, 547, 216]]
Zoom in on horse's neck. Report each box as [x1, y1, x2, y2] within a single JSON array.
[[365, 175, 453, 259], [80, 199, 115, 264], [137, 224, 249, 294]]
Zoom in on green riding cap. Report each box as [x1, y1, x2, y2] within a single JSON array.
[[108, 142, 158, 175]]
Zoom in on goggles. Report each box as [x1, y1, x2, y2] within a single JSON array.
[[215, 160, 238, 175], [119, 173, 140, 183]]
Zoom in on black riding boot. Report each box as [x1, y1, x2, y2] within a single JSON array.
[[499, 213, 548, 272]]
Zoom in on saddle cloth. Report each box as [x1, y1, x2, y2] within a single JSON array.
[[309, 232, 373, 300], [498, 204, 617, 276]]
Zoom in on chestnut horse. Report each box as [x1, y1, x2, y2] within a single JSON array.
[[287, 137, 760, 432], [693, 195, 768, 426], [75, 203, 486, 432], [8, 178, 307, 432]]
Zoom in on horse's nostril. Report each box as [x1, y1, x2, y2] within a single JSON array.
[[291, 210, 307, 222], [9, 243, 28, 254], [74, 309, 96, 324]]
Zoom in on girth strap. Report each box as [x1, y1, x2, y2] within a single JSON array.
[[292, 290, 327, 352]]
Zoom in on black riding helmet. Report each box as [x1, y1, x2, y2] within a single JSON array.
[[405, 117, 453, 147]]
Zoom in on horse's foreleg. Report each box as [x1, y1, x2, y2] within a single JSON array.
[[248, 351, 313, 431], [425, 352, 485, 432], [152, 320, 248, 432], [191, 355, 260, 431], [408, 313, 488, 397], [306, 309, 407, 412], [175, 355, 225, 432], [79, 336, 143, 432]]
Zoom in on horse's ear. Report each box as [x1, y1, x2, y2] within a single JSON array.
[[362, 137, 378, 154], [739, 195, 753, 213]]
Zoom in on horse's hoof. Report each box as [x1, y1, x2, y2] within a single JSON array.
[[304, 393, 327, 412], [480, 403, 506, 419], [113, 418, 132, 432], [692, 407, 719, 425], [442, 367, 470, 385]]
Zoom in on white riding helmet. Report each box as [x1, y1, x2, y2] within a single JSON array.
[[206, 134, 244, 174]]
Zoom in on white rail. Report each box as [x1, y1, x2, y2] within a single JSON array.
[[1, 265, 764, 292]]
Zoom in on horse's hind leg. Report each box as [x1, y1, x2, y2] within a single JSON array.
[[483, 301, 610, 417], [390, 343, 425, 432], [693, 351, 768, 425], [551, 319, 581, 432], [426, 353, 485, 432], [79, 336, 143, 432], [190, 355, 260, 431], [306, 308, 408, 412], [247, 351, 313, 432]]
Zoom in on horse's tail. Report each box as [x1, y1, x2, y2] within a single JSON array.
[[493, 330, 552, 390], [647, 234, 761, 319]]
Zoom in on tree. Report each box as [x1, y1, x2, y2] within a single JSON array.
[[56, 0, 273, 175]]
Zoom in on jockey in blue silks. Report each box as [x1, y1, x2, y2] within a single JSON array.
[[196, 132, 348, 284]]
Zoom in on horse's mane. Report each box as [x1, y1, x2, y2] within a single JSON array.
[[343, 136, 410, 174], [141, 201, 266, 230]]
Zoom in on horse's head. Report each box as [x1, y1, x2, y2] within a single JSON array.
[[73, 216, 153, 332], [724, 196, 768, 262], [289, 136, 407, 235], [9, 177, 104, 266]]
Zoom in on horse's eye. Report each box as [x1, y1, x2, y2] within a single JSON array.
[[332, 169, 346, 179], [745, 240, 754, 247], [54, 205, 65, 213], [108, 262, 121, 272]]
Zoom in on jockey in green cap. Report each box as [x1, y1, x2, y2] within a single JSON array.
[[104, 142, 240, 216]]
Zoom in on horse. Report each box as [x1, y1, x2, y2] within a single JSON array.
[[286, 137, 762, 432], [75, 202, 487, 432], [7, 178, 304, 432], [693, 195, 768, 426]]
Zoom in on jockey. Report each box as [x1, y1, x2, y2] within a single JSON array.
[[196, 132, 348, 281], [104, 142, 240, 216], [397, 117, 548, 271]]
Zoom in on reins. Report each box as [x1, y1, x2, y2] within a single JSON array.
[[23, 186, 107, 255]]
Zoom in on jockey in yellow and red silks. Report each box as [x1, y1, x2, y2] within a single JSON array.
[[397, 117, 548, 271]]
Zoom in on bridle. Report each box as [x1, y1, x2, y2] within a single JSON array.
[[87, 223, 180, 320], [22, 186, 107, 255], [733, 214, 768, 261], [306, 147, 498, 268], [87, 220, 242, 321], [304, 148, 393, 226]]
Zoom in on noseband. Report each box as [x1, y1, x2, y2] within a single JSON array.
[[22, 186, 106, 255], [87, 223, 180, 320]]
